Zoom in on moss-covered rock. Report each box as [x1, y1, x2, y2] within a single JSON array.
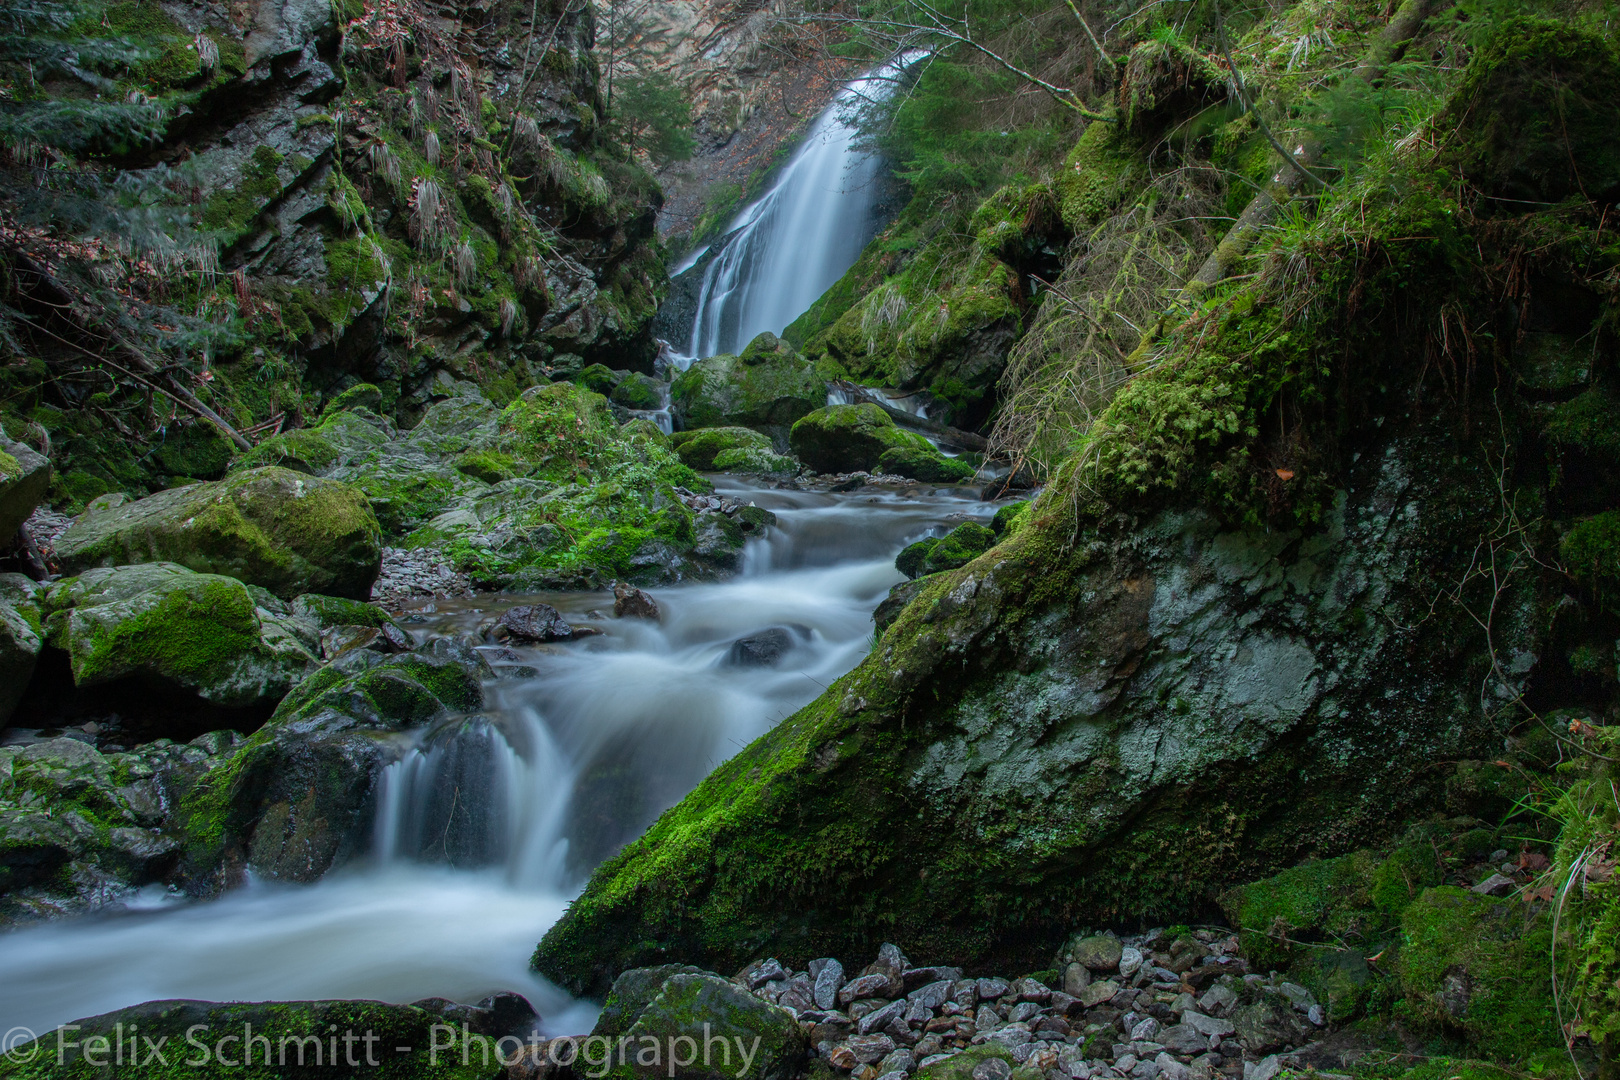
[[875, 445, 976, 483], [0, 997, 507, 1079], [322, 382, 384, 417], [1398, 887, 1559, 1061], [531, 429, 1517, 995], [712, 447, 798, 475], [0, 732, 240, 925], [673, 427, 775, 471], [0, 573, 42, 727], [591, 970, 806, 1080], [896, 523, 995, 581], [1444, 15, 1620, 205], [990, 501, 1030, 537], [1546, 389, 1620, 513], [187, 638, 490, 883], [0, 431, 50, 541], [41, 563, 319, 709], [611, 372, 664, 410], [789, 404, 930, 474], [671, 336, 829, 438], [55, 467, 383, 600]]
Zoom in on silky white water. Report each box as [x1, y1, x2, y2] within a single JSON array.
[[686, 57, 916, 358], [0, 480, 990, 1037]]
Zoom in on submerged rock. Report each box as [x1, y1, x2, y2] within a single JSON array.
[[613, 581, 661, 620], [54, 466, 383, 600], [723, 627, 800, 668], [497, 603, 576, 642]]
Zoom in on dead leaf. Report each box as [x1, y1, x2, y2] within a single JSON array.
[[1275, 469, 1296, 480]]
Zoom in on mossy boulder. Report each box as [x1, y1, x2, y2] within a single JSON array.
[[875, 445, 976, 483], [190, 637, 490, 883], [321, 381, 384, 417], [0, 431, 50, 541], [0, 732, 240, 925], [712, 447, 798, 475], [0, 573, 42, 727], [895, 523, 996, 580], [611, 372, 664, 410], [0, 997, 508, 1079], [991, 501, 1030, 537], [580, 363, 625, 396], [54, 467, 383, 600], [532, 434, 1516, 995], [789, 404, 930, 474], [40, 563, 319, 710], [673, 427, 775, 471], [591, 970, 806, 1080], [671, 335, 829, 438], [1444, 16, 1620, 205], [1397, 887, 1559, 1060]]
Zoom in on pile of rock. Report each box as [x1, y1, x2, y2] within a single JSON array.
[[734, 934, 1331, 1080], [373, 545, 475, 603]]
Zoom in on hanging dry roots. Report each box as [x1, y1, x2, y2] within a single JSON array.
[[424, 130, 441, 166], [452, 239, 476, 287], [194, 33, 219, 72], [499, 297, 518, 337]]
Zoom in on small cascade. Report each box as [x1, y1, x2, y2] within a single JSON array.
[[686, 55, 918, 358]]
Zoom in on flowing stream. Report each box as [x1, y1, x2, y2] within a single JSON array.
[[0, 478, 991, 1037]]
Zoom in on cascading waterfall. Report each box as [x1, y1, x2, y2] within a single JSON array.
[[686, 55, 919, 359], [0, 57, 992, 1042]]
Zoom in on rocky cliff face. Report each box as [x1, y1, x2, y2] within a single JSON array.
[[1, 0, 667, 508]]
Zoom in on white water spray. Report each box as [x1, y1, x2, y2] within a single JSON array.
[[687, 56, 918, 358]]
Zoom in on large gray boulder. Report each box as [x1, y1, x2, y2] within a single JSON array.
[[55, 467, 383, 600]]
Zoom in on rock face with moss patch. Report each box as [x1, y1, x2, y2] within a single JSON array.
[[591, 968, 807, 1080], [0, 732, 241, 925], [190, 637, 491, 883], [40, 563, 320, 711], [672, 427, 776, 471], [54, 467, 383, 600], [875, 445, 976, 483], [532, 429, 1524, 994], [672, 334, 829, 440], [789, 404, 931, 475], [0, 432, 50, 541]]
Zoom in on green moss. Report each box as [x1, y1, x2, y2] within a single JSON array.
[[874, 445, 976, 483], [991, 501, 1030, 537], [1397, 887, 1559, 1061], [1561, 512, 1620, 609], [673, 427, 773, 471], [1055, 117, 1142, 231], [610, 373, 662, 410], [896, 538, 938, 580], [202, 145, 284, 237], [711, 447, 797, 475], [788, 404, 930, 474], [670, 345, 828, 436], [453, 450, 520, 484], [322, 383, 384, 417], [578, 364, 623, 395]]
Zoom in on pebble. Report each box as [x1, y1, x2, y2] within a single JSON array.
[[374, 546, 473, 602], [815, 958, 846, 1010]]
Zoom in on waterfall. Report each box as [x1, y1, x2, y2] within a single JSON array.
[[686, 55, 918, 359]]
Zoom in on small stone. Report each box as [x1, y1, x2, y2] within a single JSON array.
[[1472, 872, 1516, 896], [910, 979, 956, 1010], [1154, 1053, 1190, 1080], [1063, 962, 1092, 996], [1118, 948, 1144, 979], [972, 1058, 1012, 1080], [878, 1048, 916, 1075], [1010, 1002, 1042, 1024], [1129, 1018, 1160, 1041], [1249, 1056, 1282, 1080], [976, 1006, 1001, 1032], [1130, 1061, 1161, 1080], [920, 1054, 955, 1069], [1275, 983, 1315, 1010], [1168, 993, 1196, 1016], [906, 998, 934, 1026], [848, 1035, 897, 1063], [1306, 1004, 1325, 1027], [1115, 1055, 1139, 1073], [842, 973, 894, 1005], [1079, 981, 1120, 1008], [952, 979, 978, 1007], [1178, 1012, 1234, 1038], [1048, 991, 1079, 1016], [905, 967, 965, 991], [816, 958, 847, 1010], [1016, 977, 1053, 1004], [1157, 1025, 1208, 1056], [1197, 985, 1237, 1017], [977, 978, 1010, 1001], [745, 958, 787, 988], [861, 1000, 910, 1036], [1489, 848, 1509, 863]]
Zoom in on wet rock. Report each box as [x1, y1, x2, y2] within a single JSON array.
[[611, 372, 664, 411], [672, 335, 829, 442], [1231, 998, 1304, 1053], [1178, 1011, 1234, 1037], [848, 1034, 898, 1063], [673, 427, 777, 471], [1157, 1024, 1208, 1055], [595, 970, 807, 1080], [498, 603, 576, 642], [1062, 962, 1092, 996], [860, 998, 910, 1035], [1119, 947, 1145, 979], [55, 467, 382, 600], [875, 577, 929, 633], [723, 627, 800, 667], [841, 972, 894, 1005], [905, 966, 964, 991], [1071, 935, 1124, 972], [1078, 981, 1120, 1008], [613, 581, 661, 619]]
